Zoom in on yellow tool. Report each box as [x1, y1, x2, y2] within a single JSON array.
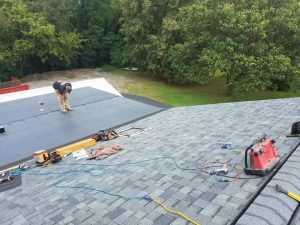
[[34, 150, 49, 166], [56, 138, 96, 156], [276, 184, 300, 202]]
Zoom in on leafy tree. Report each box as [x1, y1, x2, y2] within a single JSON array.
[[76, 0, 123, 67], [102, 0, 124, 66], [120, 0, 185, 70], [120, 0, 300, 95], [0, 0, 82, 79], [166, 0, 300, 94], [24, 0, 78, 32], [23, 0, 124, 68], [264, 0, 300, 90], [1, 0, 299, 95], [48, 32, 83, 69]]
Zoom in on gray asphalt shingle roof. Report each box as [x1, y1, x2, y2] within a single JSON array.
[[1, 97, 300, 225], [237, 145, 300, 225]]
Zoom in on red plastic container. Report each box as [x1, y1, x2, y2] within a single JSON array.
[[244, 134, 280, 176]]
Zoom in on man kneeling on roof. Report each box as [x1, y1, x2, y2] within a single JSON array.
[[52, 81, 72, 113]]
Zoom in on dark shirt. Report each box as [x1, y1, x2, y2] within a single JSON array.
[[53, 81, 71, 95]]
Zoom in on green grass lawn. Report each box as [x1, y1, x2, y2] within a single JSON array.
[[109, 69, 300, 107]]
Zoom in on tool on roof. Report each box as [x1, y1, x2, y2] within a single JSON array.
[[56, 138, 96, 156], [91, 127, 150, 141], [286, 122, 300, 137], [291, 121, 300, 135], [0, 170, 22, 193], [0, 171, 12, 183], [199, 161, 240, 182], [18, 164, 29, 170], [91, 130, 118, 141], [276, 184, 300, 202], [244, 134, 280, 176], [49, 151, 62, 163], [118, 127, 151, 137], [34, 150, 49, 166], [34, 150, 62, 166], [0, 125, 5, 133]]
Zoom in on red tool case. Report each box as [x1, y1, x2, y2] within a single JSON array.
[[244, 134, 280, 176]]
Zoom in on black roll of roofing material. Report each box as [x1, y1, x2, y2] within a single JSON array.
[[288, 204, 300, 225], [0, 125, 5, 133]]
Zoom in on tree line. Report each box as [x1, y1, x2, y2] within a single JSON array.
[[0, 0, 299, 95]]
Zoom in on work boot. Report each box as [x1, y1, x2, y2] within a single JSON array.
[[60, 104, 67, 113]]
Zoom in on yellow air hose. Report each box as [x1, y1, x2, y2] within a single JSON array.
[[150, 197, 201, 225]]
